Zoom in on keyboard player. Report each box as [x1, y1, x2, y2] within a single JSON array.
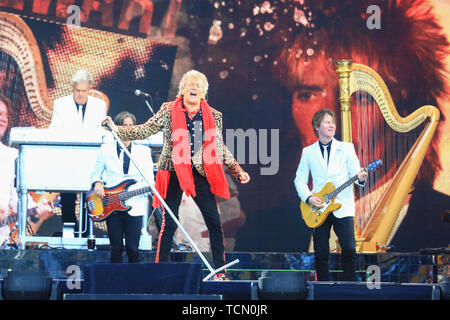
[[49, 69, 107, 234]]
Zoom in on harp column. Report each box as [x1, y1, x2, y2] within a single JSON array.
[[335, 60, 353, 142], [335, 60, 361, 249]]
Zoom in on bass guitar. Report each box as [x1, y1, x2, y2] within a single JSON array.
[[87, 179, 152, 222], [300, 159, 382, 228]]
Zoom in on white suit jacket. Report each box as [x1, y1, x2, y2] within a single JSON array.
[[49, 94, 106, 131], [90, 141, 155, 216], [294, 138, 364, 218]]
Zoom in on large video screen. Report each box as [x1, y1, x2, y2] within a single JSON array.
[[0, 0, 448, 253]]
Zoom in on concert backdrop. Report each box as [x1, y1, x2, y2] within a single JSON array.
[[0, 0, 448, 253]]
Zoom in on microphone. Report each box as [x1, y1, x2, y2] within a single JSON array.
[[135, 89, 156, 116], [135, 89, 152, 98]]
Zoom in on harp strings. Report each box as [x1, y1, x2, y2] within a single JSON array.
[[353, 88, 385, 233], [351, 71, 423, 235], [354, 87, 395, 234], [0, 41, 42, 128], [0, 51, 23, 123]]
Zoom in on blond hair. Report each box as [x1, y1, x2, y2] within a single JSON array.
[[177, 70, 208, 99]]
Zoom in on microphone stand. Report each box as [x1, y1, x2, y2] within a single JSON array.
[[103, 122, 239, 281], [143, 95, 155, 116]]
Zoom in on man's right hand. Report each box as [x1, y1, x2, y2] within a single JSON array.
[[308, 196, 325, 208], [93, 181, 105, 199]]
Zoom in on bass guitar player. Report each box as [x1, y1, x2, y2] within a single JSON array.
[[90, 111, 154, 263]]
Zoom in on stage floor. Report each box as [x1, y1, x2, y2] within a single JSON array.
[[0, 248, 448, 300]]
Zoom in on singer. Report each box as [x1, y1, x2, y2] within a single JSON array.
[[103, 70, 250, 280]]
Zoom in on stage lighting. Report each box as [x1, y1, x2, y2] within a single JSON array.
[[2, 270, 53, 300]]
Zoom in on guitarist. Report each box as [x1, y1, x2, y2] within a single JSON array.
[[294, 108, 368, 281], [90, 111, 154, 263], [0, 94, 53, 246]]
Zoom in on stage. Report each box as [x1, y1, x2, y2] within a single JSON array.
[[0, 248, 447, 300]]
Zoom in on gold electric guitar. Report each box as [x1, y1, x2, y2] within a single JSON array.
[[300, 159, 382, 228]]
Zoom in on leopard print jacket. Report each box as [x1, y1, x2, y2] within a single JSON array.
[[116, 101, 244, 180]]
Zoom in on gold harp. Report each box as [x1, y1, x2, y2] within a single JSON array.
[[0, 12, 53, 124], [0, 11, 112, 235], [335, 60, 440, 253], [0, 12, 110, 126]]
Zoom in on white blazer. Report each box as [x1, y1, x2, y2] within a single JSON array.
[[294, 138, 364, 218], [90, 141, 155, 216], [49, 94, 106, 131]]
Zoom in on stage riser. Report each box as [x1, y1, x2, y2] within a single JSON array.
[[63, 294, 222, 300], [83, 263, 202, 295], [0, 274, 445, 300], [0, 250, 443, 284]]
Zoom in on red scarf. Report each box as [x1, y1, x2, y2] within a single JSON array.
[[152, 97, 230, 209]]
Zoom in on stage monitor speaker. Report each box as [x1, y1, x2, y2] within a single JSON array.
[[83, 262, 202, 295], [201, 280, 257, 300], [64, 293, 222, 300], [258, 271, 308, 300], [309, 282, 440, 300], [2, 270, 52, 300]]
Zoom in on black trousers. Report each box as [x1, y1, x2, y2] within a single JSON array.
[[60, 193, 91, 237], [156, 169, 226, 269], [60, 193, 78, 223], [106, 212, 142, 263], [313, 215, 356, 281]]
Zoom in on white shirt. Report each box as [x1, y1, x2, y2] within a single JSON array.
[[0, 143, 18, 221], [0, 143, 18, 242], [0, 143, 48, 244]]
